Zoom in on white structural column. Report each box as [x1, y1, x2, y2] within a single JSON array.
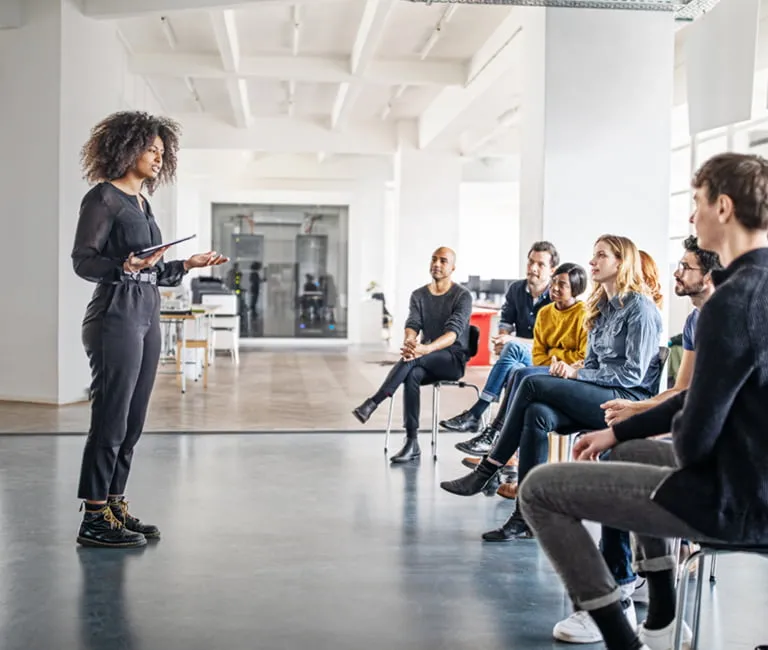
[[391, 126, 462, 341], [519, 8, 675, 276]]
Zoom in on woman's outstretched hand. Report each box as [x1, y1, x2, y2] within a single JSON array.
[[184, 251, 229, 271]]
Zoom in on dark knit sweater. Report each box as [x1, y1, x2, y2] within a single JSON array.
[[613, 247, 768, 544]]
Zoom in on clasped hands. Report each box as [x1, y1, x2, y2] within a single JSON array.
[[401, 338, 429, 361]]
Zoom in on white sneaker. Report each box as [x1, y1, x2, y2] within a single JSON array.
[[552, 600, 637, 644], [632, 578, 649, 604], [638, 619, 692, 650]]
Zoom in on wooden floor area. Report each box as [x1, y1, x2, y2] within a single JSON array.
[[0, 347, 490, 433]]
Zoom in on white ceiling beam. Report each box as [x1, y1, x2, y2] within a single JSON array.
[[81, 0, 347, 20], [128, 53, 464, 86], [418, 11, 523, 150], [291, 5, 301, 56], [210, 9, 253, 128], [175, 114, 397, 155], [331, 0, 397, 130], [0, 0, 22, 29]]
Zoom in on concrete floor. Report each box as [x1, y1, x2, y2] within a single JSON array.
[[0, 433, 765, 650]]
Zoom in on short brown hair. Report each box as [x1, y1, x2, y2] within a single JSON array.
[[692, 153, 768, 231], [528, 241, 560, 268]]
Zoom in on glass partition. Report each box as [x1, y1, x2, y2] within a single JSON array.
[[209, 203, 349, 339]]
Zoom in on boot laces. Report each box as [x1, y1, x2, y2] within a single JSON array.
[[101, 505, 123, 530]]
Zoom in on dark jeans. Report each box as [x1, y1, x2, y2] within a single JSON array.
[[373, 349, 464, 436], [489, 374, 648, 485], [490, 366, 551, 431], [78, 282, 161, 501]]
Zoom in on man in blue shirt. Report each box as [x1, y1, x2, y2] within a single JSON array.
[[440, 241, 558, 456]]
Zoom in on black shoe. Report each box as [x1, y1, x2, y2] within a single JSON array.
[[481, 471, 503, 497], [440, 410, 480, 433], [440, 459, 500, 496], [77, 504, 147, 549], [455, 427, 499, 456], [482, 508, 532, 542], [109, 498, 160, 539], [390, 438, 421, 463], [353, 398, 378, 425]]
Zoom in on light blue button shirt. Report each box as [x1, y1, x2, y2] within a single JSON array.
[[578, 292, 663, 393]]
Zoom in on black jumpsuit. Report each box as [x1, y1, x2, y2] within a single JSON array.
[[71, 182, 187, 501]]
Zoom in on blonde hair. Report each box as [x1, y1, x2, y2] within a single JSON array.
[[585, 235, 648, 330], [639, 250, 664, 309]]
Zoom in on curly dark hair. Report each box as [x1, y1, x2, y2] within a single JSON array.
[[80, 111, 181, 194], [683, 235, 722, 275]]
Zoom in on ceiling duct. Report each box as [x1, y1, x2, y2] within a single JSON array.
[[409, 0, 719, 21]]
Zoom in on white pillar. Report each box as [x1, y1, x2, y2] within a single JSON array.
[[392, 130, 462, 343], [519, 8, 675, 279]]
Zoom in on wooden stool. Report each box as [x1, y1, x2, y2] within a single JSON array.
[[176, 339, 209, 389]]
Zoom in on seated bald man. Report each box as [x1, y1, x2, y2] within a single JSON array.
[[353, 247, 473, 463]]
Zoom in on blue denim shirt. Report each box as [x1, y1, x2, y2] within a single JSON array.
[[577, 292, 662, 393]]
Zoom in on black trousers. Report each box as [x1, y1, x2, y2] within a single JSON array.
[[374, 349, 464, 436], [78, 282, 161, 501]]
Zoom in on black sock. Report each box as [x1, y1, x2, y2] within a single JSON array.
[[476, 457, 499, 479], [589, 599, 643, 650], [84, 502, 105, 513], [370, 391, 387, 406], [468, 399, 491, 419], [645, 569, 676, 630], [405, 430, 419, 441]]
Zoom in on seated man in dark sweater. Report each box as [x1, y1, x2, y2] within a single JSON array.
[[353, 247, 472, 463], [517, 152, 768, 650]]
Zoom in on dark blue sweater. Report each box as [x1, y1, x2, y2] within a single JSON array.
[[614, 247, 768, 544]]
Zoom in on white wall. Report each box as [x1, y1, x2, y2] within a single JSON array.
[[0, 0, 170, 403], [458, 182, 519, 282]]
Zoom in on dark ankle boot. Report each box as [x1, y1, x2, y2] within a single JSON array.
[[109, 498, 160, 539], [482, 505, 531, 542], [353, 398, 378, 424], [390, 437, 421, 463], [77, 504, 147, 548], [440, 458, 500, 496]]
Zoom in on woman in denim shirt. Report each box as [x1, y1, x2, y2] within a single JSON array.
[[441, 235, 663, 539]]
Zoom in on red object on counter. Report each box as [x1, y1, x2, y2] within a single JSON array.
[[469, 309, 496, 366]]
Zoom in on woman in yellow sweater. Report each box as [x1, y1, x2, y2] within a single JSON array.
[[459, 263, 588, 460]]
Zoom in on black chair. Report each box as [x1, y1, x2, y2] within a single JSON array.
[[548, 346, 671, 462], [674, 541, 768, 650], [384, 325, 486, 460]]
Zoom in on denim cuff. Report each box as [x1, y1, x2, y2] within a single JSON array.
[[480, 390, 499, 402], [577, 586, 623, 611], [633, 554, 677, 574]]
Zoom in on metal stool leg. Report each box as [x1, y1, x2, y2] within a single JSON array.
[[673, 551, 694, 650], [384, 396, 395, 453], [432, 385, 440, 460], [709, 553, 718, 583], [690, 551, 707, 650], [673, 538, 682, 587]]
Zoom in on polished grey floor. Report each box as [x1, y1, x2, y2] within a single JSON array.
[[0, 433, 765, 650]]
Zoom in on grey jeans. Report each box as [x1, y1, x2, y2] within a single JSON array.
[[518, 439, 721, 610]]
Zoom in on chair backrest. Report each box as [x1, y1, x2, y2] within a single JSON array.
[[467, 325, 480, 358], [648, 345, 671, 395], [202, 293, 238, 316]]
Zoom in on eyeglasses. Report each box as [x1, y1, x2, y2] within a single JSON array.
[[675, 262, 702, 273]]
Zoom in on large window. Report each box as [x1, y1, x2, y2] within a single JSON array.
[[208, 203, 349, 339]]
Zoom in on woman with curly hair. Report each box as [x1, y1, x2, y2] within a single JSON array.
[[440, 235, 663, 543], [72, 111, 227, 548], [639, 250, 664, 309]]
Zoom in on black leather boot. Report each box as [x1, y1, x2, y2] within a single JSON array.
[[455, 426, 499, 456], [77, 504, 147, 548], [482, 505, 532, 542], [353, 398, 378, 425], [440, 458, 500, 496], [109, 498, 160, 539], [390, 437, 421, 463], [440, 410, 480, 433]]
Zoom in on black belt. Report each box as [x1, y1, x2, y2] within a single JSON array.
[[122, 271, 157, 285]]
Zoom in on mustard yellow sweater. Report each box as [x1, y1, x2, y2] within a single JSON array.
[[532, 302, 588, 366]]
